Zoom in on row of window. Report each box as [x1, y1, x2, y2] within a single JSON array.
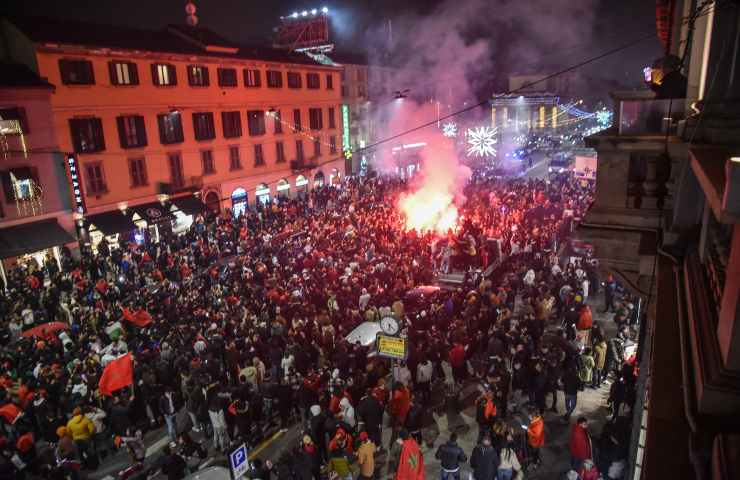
[[83, 137, 338, 195], [69, 107, 337, 153], [61, 59, 335, 90]]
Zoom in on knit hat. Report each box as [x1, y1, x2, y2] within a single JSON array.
[[358, 432, 368, 441], [310, 405, 321, 417]]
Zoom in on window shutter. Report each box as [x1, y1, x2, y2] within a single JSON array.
[[93, 118, 106, 151], [69, 119, 83, 152], [59, 59, 70, 84], [175, 116, 184, 142], [202, 66, 209, 86], [1, 171, 15, 203], [109, 61, 118, 85], [116, 116, 127, 148], [130, 63, 139, 84], [86, 61, 95, 84], [157, 115, 166, 143], [135, 116, 147, 147], [168, 65, 177, 85], [151, 64, 159, 85]]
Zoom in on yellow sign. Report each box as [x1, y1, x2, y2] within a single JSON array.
[[376, 334, 408, 360]]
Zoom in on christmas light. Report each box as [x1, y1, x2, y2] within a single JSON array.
[[466, 126, 497, 157], [442, 122, 458, 138]]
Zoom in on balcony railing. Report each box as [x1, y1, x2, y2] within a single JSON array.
[[611, 90, 686, 136]]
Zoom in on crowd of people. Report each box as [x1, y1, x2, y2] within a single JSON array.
[[0, 169, 640, 480]]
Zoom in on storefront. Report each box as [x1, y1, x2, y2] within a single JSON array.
[[295, 175, 309, 196], [85, 209, 138, 252], [170, 194, 205, 233], [314, 171, 325, 188], [276, 179, 290, 199], [203, 190, 220, 212], [256, 183, 271, 205], [0, 218, 76, 287], [330, 168, 341, 186], [129, 201, 175, 245], [231, 188, 248, 218]]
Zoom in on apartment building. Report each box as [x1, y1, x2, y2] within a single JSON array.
[[0, 16, 343, 247], [577, 1, 740, 478], [0, 62, 75, 279]]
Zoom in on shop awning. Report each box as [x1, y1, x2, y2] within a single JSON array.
[[128, 201, 173, 224], [86, 210, 137, 236], [0, 219, 75, 259], [171, 195, 206, 216]]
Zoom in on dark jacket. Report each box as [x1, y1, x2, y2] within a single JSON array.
[[470, 444, 500, 480], [435, 440, 467, 471], [563, 368, 582, 396], [356, 395, 384, 431]]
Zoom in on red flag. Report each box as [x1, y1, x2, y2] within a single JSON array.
[[0, 403, 23, 424], [99, 353, 134, 396], [121, 308, 153, 327], [395, 438, 425, 480]]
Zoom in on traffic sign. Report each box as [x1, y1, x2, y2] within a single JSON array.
[[229, 443, 249, 480]]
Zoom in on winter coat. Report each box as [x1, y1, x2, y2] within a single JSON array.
[[593, 341, 607, 370], [435, 441, 467, 471], [470, 444, 499, 480], [579, 355, 595, 383], [527, 415, 545, 448], [66, 414, 95, 441], [569, 424, 592, 460], [357, 395, 384, 430]]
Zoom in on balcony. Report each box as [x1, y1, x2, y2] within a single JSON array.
[[290, 159, 318, 171], [157, 176, 203, 195], [617, 94, 686, 136]]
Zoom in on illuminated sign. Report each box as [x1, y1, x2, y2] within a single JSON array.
[[341, 104, 351, 158], [66, 154, 87, 214], [376, 334, 408, 360]]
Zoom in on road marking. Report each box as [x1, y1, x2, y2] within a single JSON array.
[[248, 430, 286, 460]]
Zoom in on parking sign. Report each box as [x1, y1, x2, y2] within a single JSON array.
[[229, 443, 249, 480]]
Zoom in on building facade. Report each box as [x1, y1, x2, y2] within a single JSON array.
[[0, 62, 75, 281], [1, 17, 343, 248], [578, 1, 740, 478]]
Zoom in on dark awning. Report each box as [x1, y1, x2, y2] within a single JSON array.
[[128, 201, 173, 224], [170, 195, 206, 216], [0, 219, 76, 259], [86, 210, 137, 236]]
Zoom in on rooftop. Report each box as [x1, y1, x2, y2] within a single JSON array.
[[0, 62, 53, 88], [3, 16, 333, 67]]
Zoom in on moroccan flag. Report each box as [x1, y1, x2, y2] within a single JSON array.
[[396, 438, 425, 480], [121, 308, 153, 327], [99, 353, 134, 396], [0, 403, 23, 424]]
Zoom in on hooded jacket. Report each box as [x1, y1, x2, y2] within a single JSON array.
[[66, 413, 95, 441]]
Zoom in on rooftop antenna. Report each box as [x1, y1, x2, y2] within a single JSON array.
[[185, 1, 198, 26]]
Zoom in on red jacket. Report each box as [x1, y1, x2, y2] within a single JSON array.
[[569, 424, 592, 460], [449, 344, 466, 368], [391, 387, 411, 422]]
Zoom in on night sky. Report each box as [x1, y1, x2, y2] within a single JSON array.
[[2, 0, 661, 101]]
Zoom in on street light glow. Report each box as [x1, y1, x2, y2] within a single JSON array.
[[311, 9, 318, 15], [301, 10, 308, 16], [292, 12, 298, 18], [322, 6, 329, 13]]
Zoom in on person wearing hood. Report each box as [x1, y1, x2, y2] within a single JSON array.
[[356, 431, 376, 480], [356, 390, 384, 450], [308, 405, 327, 461], [435, 432, 467, 480], [338, 397, 356, 428]]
